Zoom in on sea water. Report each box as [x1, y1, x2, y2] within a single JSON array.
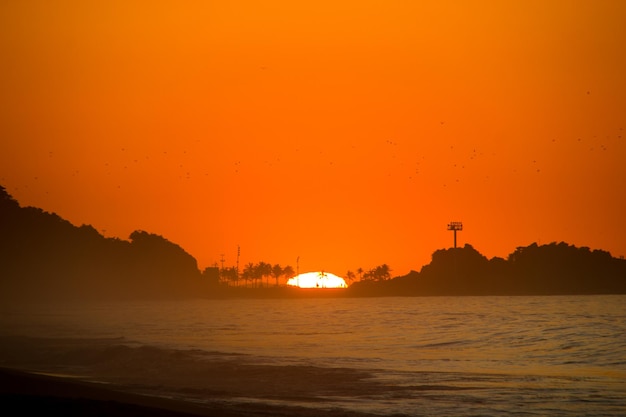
[[2, 295, 625, 416]]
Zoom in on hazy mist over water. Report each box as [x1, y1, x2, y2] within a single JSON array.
[[2, 295, 625, 416]]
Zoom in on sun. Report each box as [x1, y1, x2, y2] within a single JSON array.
[[286, 271, 348, 288]]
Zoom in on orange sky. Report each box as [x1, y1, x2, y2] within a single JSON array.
[[1, 1, 625, 277]]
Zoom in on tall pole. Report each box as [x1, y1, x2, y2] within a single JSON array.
[[447, 222, 463, 248], [236, 245, 240, 286]]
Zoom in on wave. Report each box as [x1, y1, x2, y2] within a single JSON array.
[[2, 333, 625, 416], [2, 295, 626, 416]]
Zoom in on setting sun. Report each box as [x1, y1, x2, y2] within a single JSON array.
[[287, 272, 347, 289]]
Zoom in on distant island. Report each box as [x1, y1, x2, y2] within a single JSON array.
[[1, 185, 625, 302]]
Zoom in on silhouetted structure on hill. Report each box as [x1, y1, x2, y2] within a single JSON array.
[[349, 243, 626, 296], [3, 185, 625, 300], [447, 221, 463, 248]]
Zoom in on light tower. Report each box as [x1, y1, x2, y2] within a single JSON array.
[[447, 221, 463, 248]]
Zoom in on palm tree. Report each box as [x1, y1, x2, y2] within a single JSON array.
[[356, 267, 364, 281], [345, 270, 356, 284], [365, 264, 392, 282], [282, 265, 295, 284], [220, 266, 236, 286], [231, 266, 241, 286], [375, 264, 391, 281], [243, 262, 255, 288], [271, 264, 283, 287], [256, 261, 271, 287]]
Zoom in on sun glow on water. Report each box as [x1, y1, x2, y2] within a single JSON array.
[[286, 271, 347, 288]]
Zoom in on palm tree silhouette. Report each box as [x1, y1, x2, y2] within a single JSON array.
[[243, 262, 255, 288], [271, 264, 283, 287]]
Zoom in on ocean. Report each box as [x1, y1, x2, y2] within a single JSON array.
[[1, 295, 625, 416]]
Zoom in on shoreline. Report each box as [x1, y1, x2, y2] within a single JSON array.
[[0, 367, 378, 417]]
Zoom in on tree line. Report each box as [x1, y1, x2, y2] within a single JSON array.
[[348, 243, 626, 296], [0, 185, 321, 300], [344, 264, 392, 284], [3, 184, 625, 300], [212, 262, 393, 288], [209, 262, 296, 288]]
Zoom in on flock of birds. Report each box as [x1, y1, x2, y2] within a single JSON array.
[[3, 124, 623, 196]]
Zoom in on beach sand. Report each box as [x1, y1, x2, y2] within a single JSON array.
[[0, 336, 384, 417], [0, 367, 380, 417]]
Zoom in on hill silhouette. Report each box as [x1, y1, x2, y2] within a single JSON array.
[[348, 243, 626, 296], [2, 185, 625, 301], [0, 186, 207, 302]]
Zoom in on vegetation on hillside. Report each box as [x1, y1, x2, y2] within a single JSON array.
[[2, 185, 625, 301], [348, 243, 626, 296]]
